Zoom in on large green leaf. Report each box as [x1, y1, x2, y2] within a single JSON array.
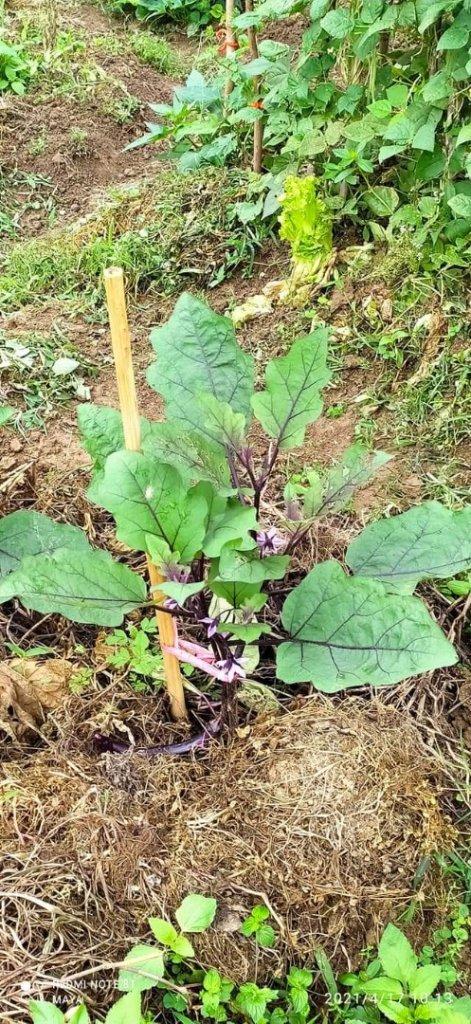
[[203, 501, 258, 558], [105, 992, 141, 1024], [0, 510, 91, 579], [159, 580, 205, 606], [251, 330, 330, 450], [200, 394, 247, 452], [1, 548, 146, 625], [143, 421, 232, 492], [217, 548, 290, 583], [448, 194, 471, 218], [147, 293, 254, 443], [346, 502, 471, 593], [363, 186, 400, 217], [408, 965, 441, 999], [417, 0, 460, 34], [118, 945, 165, 993], [79, 404, 232, 493], [378, 924, 417, 985], [208, 578, 265, 609], [29, 1003, 64, 1024], [89, 450, 208, 562], [438, 11, 471, 49], [422, 71, 453, 104], [277, 560, 457, 691], [320, 7, 354, 37], [78, 404, 125, 472], [175, 893, 217, 933], [173, 70, 221, 108]]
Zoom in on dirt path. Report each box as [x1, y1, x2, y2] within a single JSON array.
[[0, 0, 177, 230]]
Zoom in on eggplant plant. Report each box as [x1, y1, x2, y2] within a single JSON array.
[[1, 292, 470, 702]]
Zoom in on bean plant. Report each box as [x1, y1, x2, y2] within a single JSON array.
[[1, 292, 470, 713], [132, 0, 471, 257]]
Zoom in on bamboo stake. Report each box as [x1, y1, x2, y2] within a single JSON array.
[[245, 0, 263, 174], [104, 267, 187, 721], [224, 0, 236, 104]]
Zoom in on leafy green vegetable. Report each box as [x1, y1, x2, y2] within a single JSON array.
[[2, 290, 466, 701], [279, 176, 333, 267]]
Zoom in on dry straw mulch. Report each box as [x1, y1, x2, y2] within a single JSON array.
[[0, 695, 455, 1020]]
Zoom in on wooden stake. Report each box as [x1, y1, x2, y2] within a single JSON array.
[[245, 0, 263, 173], [104, 267, 187, 721]]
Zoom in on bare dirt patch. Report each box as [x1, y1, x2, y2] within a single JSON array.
[[0, 2, 177, 229]]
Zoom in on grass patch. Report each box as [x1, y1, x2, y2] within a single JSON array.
[[328, 255, 471, 462], [0, 168, 270, 311], [93, 29, 188, 77], [390, 338, 471, 453], [35, 53, 139, 122], [4, 18, 140, 122]]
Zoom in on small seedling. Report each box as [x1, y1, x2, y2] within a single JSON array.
[[26, 913, 471, 1024], [104, 619, 164, 692], [68, 127, 91, 157], [339, 922, 471, 1023], [240, 905, 276, 948]]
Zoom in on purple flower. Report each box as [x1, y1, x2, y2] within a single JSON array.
[[256, 527, 285, 555], [165, 563, 191, 584], [200, 616, 219, 639], [215, 653, 246, 683], [199, 616, 230, 640], [164, 597, 179, 612]]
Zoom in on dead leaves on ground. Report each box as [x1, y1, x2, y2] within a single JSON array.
[[0, 657, 73, 740]]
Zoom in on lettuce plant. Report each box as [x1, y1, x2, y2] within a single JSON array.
[[1, 292, 470, 706]]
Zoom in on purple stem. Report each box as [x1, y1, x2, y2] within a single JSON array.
[[92, 719, 220, 758]]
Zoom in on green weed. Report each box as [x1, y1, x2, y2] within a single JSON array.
[[0, 169, 56, 240], [104, 617, 164, 692], [128, 30, 185, 74], [0, 328, 97, 428], [391, 340, 471, 455], [27, 129, 47, 157], [68, 126, 91, 157], [26, 910, 471, 1024], [0, 169, 270, 310], [93, 29, 187, 76]]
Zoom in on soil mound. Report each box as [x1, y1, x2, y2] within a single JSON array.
[[0, 696, 453, 1017]]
